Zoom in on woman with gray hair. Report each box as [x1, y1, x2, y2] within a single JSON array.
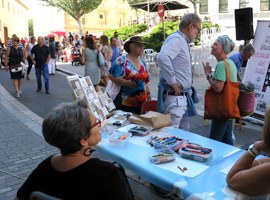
[[202, 35, 237, 145], [15, 99, 134, 200]]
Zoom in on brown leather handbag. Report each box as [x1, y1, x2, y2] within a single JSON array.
[[204, 60, 240, 120]]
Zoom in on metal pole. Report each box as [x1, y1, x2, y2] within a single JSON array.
[[162, 17, 165, 40], [147, 0, 150, 31]]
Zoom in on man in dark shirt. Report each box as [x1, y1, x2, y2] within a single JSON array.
[[31, 36, 51, 94]]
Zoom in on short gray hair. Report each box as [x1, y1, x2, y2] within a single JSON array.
[[38, 36, 44, 41], [42, 99, 92, 155], [242, 44, 255, 55], [179, 13, 202, 29]]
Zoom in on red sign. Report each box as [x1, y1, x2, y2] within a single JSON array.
[[157, 4, 165, 18]]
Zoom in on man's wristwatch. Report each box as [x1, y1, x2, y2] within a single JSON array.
[[206, 74, 213, 80], [248, 143, 260, 157]]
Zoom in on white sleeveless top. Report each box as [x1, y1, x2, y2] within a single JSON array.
[[27, 43, 34, 57]]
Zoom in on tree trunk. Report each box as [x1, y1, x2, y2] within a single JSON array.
[[135, 9, 138, 24], [77, 17, 83, 36], [193, 3, 198, 14]]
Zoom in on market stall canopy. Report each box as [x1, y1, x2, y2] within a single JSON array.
[[131, 0, 188, 12], [52, 31, 66, 37], [47, 33, 58, 38]]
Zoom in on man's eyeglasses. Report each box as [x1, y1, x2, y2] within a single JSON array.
[[193, 24, 202, 34], [90, 118, 101, 129]]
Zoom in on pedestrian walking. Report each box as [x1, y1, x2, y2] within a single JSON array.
[[0, 38, 4, 67], [100, 35, 112, 86], [4, 36, 25, 98], [81, 36, 102, 92], [30, 36, 51, 94], [157, 13, 202, 131], [48, 39, 56, 75], [24, 36, 36, 80]]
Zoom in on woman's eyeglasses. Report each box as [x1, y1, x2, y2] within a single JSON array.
[[90, 118, 101, 129]]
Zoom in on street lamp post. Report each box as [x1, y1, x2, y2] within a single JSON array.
[[147, 0, 150, 32]]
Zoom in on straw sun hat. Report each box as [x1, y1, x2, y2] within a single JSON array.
[[123, 36, 147, 53]]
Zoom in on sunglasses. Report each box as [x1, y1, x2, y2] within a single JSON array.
[[90, 118, 101, 129]]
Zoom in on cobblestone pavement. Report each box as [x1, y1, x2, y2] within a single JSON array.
[[0, 85, 58, 199]]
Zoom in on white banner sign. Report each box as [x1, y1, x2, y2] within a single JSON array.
[[243, 20, 270, 119]]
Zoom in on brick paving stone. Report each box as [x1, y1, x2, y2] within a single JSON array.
[[0, 91, 59, 200]]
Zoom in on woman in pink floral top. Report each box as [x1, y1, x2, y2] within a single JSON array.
[[109, 36, 151, 114]]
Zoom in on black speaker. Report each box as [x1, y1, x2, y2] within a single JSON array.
[[235, 7, 254, 40]]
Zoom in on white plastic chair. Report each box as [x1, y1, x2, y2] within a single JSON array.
[[209, 27, 218, 42], [143, 49, 154, 55], [143, 49, 158, 74]]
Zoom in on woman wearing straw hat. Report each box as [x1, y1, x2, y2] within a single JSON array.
[[108, 36, 151, 114]]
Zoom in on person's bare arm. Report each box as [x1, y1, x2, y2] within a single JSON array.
[[21, 48, 25, 63], [24, 44, 29, 59], [102, 50, 108, 61], [108, 73, 137, 89], [81, 48, 85, 64], [30, 52, 36, 65], [226, 140, 270, 196], [202, 61, 225, 93], [45, 54, 51, 65], [207, 77, 225, 93]]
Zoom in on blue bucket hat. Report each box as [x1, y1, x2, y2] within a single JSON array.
[[217, 35, 235, 54]]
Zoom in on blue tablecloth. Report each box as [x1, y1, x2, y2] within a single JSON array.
[[96, 126, 253, 199]]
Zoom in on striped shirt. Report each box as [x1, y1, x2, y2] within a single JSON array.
[[7, 40, 24, 48], [157, 30, 193, 89]]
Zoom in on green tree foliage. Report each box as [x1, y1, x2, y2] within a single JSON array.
[[142, 21, 179, 52], [104, 23, 147, 42], [28, 19, 34, 36], [39, 0, 102, 35], [142, 20, 220, 52], [127, 0, 145, 5], [127, 0, 146, 22]]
